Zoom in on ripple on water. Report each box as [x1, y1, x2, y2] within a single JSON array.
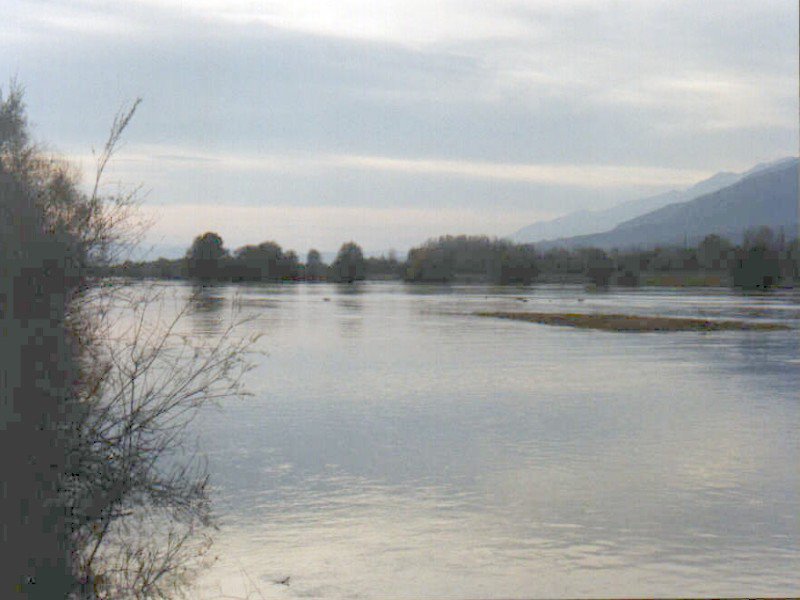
[[121, 282, 799, 598]]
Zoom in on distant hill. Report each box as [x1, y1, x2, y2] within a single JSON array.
[[538, 158, 799, 251], [512, 158, 795, 244], [510, 190, 680, 244]]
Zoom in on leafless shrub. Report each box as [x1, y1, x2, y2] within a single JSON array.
[[2, 82, 257, 598], [65, 285, 258, 599]]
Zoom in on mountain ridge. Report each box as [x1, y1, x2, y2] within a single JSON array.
[[512, 157, 794, 244], [536, 158, 799, 251]]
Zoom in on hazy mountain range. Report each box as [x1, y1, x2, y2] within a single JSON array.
[[525, 157, 798, 251], [134, 157, 797, 261]]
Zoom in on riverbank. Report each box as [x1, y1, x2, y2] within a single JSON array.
[[475, 311, 790, 332]]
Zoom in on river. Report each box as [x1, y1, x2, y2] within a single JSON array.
[[142, 281, 799, 598]]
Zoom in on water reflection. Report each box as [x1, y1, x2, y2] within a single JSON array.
[[334, 297, 364, 312], [169, 282, 800, 598], [400, 282, 457, 295], [187, 285, 226, 335], [338, 282, 367, 293], [329, 285, 365, 339]]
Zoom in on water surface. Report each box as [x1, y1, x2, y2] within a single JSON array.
[[155, 282, 799, 598]]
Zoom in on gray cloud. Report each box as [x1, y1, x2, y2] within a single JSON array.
[[1, 0, 796, 250]]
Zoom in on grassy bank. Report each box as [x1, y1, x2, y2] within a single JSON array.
[[475, 311, 790, 333]]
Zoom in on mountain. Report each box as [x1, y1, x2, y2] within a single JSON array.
[[511, 189, 681, 243], [741, 156, 798, 177], [511, 158, 793, 244], [539, 158, 799, 251]]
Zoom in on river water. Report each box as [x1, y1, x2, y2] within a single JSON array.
[[147, 281, 799, 598]]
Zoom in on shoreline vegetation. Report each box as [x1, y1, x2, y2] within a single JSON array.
[[97, 229, 800, 291], [474, 311, 791, 333], [3, 86, 251, 597]]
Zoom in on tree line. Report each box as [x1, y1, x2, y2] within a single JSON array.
[[98, 232, 402, 283], [102, 228, 800, 289]]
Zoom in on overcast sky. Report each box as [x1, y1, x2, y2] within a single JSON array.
[[2, 0, 797, 257]]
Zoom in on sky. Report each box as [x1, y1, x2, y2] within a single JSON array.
[[2, 0, 798, 258]]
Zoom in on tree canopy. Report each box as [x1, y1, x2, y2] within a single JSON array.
[[331, 241, 366, 283], [186, 232, 227, 279]]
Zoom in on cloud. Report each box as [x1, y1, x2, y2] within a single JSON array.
[[5, 0, 796, 163], [68, 145, 712, 188], [592, 72, 798, 131], [200, 0, 530, 47], [2, 0, 796, 249], [331, 153, 710, 188]]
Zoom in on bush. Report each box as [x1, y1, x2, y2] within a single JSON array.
[[1, 83, 253, 598]]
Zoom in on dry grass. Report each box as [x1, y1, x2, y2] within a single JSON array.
[[474, 311, 790, 332]]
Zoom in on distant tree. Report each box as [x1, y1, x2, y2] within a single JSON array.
[[256, 241, 283, 278], [540, 248, 579, 274], [743, 226, 777, 251], [304, 248, 326, 281], [786, 237, 800, 281], [405, 245, 454, 282], [776, 227, 787, 252], [495, 243, 538, 284], [364, 252, 402, 280], [732, 249, 781, 289], [611, 250, 642, 287], [733, 227, 781, 289], [186, 232, 227, 280], [406, 235, 536, 283], [331, 241, 366, 283], [233, 241, 283, 280], [697, 234, 733, 270], [648, 247, 672, 272], [232, 245, 261, 280], [676, 247, 699, 272], [582, 248, 614, 287], [279, 249, 300, 280]]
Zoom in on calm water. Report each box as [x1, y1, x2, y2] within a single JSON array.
[[148, 282, 798, 598]]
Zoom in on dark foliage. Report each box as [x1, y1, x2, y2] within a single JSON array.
[[186, 232, 227, 280], [99, 228, 799, 290], [405, 235, 538, 284], [331, 241, 366, 283]]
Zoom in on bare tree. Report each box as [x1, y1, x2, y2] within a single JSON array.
[[66, 286, 256, 599], [1, 82, 255, 599]]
